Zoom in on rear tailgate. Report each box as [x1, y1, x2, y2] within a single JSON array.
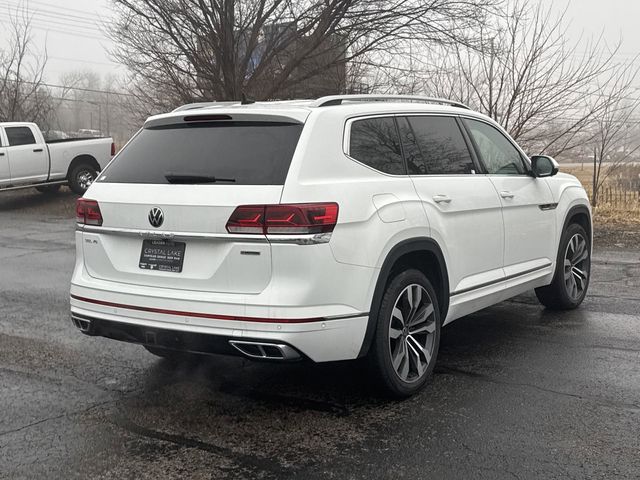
[[82, 183, 281, 294], [79, 114, 306, 295]]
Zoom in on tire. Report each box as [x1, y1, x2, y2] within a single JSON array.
[[143, 345, 198, 363], [35, 184, 61, 194], [368, 269, 441, 397], [535, 223, 591, 310], [68, 163, 98, 195]]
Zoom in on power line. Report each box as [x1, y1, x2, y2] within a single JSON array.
[[0, 0, 118, 36], [21, 80, 134, 97], [0, 1, 102, 27], [52, 96, 100, 104], [0, 0, 105, 23], [49, 56, 119, 67], [0, 0, 113, 40], [0, 13, 103, 36], [0, 12, 108, 40], [12, 0, 105, 18]]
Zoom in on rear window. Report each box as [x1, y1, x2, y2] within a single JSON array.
[[99, 122, 303, 185]]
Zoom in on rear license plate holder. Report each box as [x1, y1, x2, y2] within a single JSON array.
[[139, 239, 186, 273]]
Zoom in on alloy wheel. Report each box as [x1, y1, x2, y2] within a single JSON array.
[[388, 284, 437, 383], [78, 170, 95, 190], [564, 233, 589, 300]]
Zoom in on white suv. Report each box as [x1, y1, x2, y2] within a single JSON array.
[[70, 95, 592, 396]]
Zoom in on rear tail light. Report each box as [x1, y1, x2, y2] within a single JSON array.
[[225, 205, 265, 234], [226, 203, 339, 235], [76, 199, 103, 226], [110, 142, 116, 156]]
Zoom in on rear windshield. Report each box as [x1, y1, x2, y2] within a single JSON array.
[[99, 122, 303, 185]]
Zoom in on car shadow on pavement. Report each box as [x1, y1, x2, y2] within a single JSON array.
[[125, 296, 581, 413]]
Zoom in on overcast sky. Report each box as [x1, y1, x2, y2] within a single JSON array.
[[2, 0, 639, 84], [0, 0, 117, 82]]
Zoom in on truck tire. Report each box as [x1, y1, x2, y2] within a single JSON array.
[[35, 184, 61, 194], [68, 163, 98, 195]]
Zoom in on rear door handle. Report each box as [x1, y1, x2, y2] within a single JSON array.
[[433, 194, 452, 204], [500, 191, 515, 199], [33, 148, 43, 152], [0, 152, 4, 156]]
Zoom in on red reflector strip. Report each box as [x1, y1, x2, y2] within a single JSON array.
[[70, 294, 324, 324]]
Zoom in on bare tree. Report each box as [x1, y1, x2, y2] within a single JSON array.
[[50, 70, 138, 145], [0, 3, 53, 126], [108, 0, 498, 111], [590, 86, 640, 207], [404, 1, 639, 158]]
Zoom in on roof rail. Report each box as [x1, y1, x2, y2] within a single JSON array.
[[173, 101, 238, 112], [312, 94, 469, 110]]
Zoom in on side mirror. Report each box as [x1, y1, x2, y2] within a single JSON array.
[[530, 155, 559, 178]]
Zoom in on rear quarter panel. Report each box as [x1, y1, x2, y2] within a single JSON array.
[[281, 109, 429, 269], [280, 109, 430, 316]]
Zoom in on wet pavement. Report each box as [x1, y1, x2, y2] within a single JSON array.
[[1, 188, 639, 479]]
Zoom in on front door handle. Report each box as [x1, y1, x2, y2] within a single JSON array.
[[33, 148, 43, 153], [500, 191, 515, 199], [433, 194, 452, 204], [0, 152, 4, 156]]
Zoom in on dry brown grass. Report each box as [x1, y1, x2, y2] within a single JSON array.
[[560, 164, 640, 226], [591, 205, 640, 226]]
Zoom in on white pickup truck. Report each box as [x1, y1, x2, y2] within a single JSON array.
[[0, 122, 114, 195]]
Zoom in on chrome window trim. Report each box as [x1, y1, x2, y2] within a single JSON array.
[[342, 112, 472, 178]]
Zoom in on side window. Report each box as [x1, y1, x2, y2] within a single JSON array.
[[464, 119, 526, 175], [349, 117, 405, 175], [6, 127, 36, 147], [402, 116, 475, 175]]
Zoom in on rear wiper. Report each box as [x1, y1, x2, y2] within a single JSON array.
[[164, 173, 236, 184]]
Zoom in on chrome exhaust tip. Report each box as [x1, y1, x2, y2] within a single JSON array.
[[229, 340, 301, 361], [71, 315, 91, 333]]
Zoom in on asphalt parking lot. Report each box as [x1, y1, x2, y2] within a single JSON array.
[[1, 188, 640, 479]]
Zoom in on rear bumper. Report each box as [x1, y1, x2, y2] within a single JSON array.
[[71, 228, 376, 362], [69, 294, 369, 362], [72, 313, 304, 361]]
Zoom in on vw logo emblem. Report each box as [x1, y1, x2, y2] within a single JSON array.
[[148, 207, 164, 228]]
